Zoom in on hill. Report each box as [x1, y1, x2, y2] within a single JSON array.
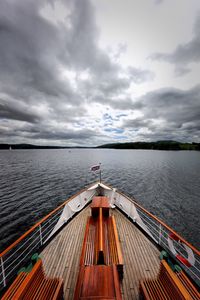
[[97, 141, 200, 150]]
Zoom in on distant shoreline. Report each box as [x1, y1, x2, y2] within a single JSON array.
[[0, 144, 94, 150], [0, 141, 200, 151], [97, 141, 200, 151]]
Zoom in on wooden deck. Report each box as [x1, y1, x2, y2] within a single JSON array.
[[40, 207, 160, 299]]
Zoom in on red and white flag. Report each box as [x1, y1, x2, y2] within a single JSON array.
[[90, 164, 100, 172]]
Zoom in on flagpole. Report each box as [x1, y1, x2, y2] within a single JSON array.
[[99, 163, 101, 183]]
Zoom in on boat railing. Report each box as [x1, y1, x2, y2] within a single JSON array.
[[113, 189, 200, 288], [0, 185, 96, 292]]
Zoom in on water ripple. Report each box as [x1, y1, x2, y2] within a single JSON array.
[[0, 149, 200, 252]]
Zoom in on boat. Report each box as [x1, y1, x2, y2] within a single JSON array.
[[0, 180, 200, 299]]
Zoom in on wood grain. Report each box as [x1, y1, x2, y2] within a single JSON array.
[[41, 207, 160, 299]]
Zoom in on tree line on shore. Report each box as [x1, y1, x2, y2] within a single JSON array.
[[97, 141, 200, 150], [0, 141, 200, 150]]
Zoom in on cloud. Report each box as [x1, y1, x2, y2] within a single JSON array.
[[0, 99, 40, 123], [28, 128, 98, 141], [90, 95, 141, 111], [111, 43, 127, 61], [154, 0, 164, 5], [0, 118, 106, 145], [0, 1, 70, 98], [128, 67, 155, 84], [122, 85, 200, 141], [123, 118, 152, 130], [174, 66, 191, 77], [140, 86, 200, 126], [0, 0, 199, 145], [0, 0, 155, 146], [104, 128, 124, 134], [150, 15, 200, 75]]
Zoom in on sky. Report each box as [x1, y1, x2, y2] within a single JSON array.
[[0, 0, 200, 146]]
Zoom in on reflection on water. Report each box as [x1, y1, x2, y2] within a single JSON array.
[[0, 149, 200, 252]]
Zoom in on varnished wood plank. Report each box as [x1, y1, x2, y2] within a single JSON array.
[[140, 260, 193, 300], [177, 272, 200, 300], [91, 196, 110, 209], [111, 216, 123, 265], [91, 196, 110, 217], [99, 208, 103, 252], [41, 206, 161, 299], [74, 265, 122, 300]]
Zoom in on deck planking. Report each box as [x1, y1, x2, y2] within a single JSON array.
[[41, 207, 91, 299], [40, 206, 160, 299], [112, 209, 160, 299]]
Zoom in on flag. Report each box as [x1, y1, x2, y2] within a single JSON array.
[[90, 164, 100, 172]]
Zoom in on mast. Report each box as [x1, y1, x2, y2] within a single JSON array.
[[99, 163, 101, 183]]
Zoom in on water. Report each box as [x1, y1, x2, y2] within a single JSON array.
[[0, 149, 200, 252]]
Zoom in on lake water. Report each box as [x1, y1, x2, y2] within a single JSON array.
[[0, 149, 200, 252]]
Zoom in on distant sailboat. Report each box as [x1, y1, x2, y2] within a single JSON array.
[[9, 146, 12, 150]]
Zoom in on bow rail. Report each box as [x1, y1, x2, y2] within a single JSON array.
[[0, 183, 96, 291], [106, 186, 200, 288]]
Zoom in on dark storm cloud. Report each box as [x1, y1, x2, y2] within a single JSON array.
[[123, 85, 200, 140], [0, 0, 73, 100], [0, 121, 103, 143], [0, 99, 40, 123], [151, 15, 200, 75], [140, 86, 200, 126], [58, 0, 100, 70], [29, 128, 98, 141]]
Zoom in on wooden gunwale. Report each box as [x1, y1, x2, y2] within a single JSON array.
[[111, 216, 123, 265], [101, 181, 200, 256], [0, 181, 98, 257]]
